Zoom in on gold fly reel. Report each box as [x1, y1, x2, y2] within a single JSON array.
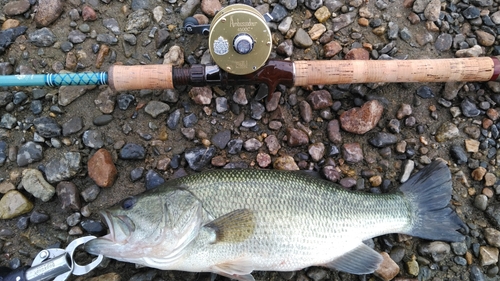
[[209, 4, 272, 75]]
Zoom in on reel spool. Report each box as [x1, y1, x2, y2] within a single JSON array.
[[208, 4, 272, 75]]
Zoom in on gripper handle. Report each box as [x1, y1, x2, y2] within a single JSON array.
[[108, 64, 174, 91], [293, 57, 500, 86]]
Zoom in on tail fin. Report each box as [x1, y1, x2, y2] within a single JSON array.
[[400, 160, 465, 242]]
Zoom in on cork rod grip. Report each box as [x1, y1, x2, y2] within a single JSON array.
[[108, 64, 173, 91], [293, 57, 497, 86]]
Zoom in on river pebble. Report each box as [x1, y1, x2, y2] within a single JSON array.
[[0, 190, 33, 219], [21, 169, 55, 202], [120, 143, 146, 159], [418, 241, 451, 262], [340, 100, 383, 134], [88, 149, 117, 188], [44, 152, 81, 183], [185, 146, 216, 171], [56, 181, 81, 211]]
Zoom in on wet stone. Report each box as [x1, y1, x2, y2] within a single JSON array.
[[16, 216, 29, 230], [435, 33, 453, 52], [340, 100, 384, 134], [145, 101, 170, 118], [463, 6, 480, 19], [471, 265, 485, 281], [342, 143, 363, 163], [293, 28, 313, 48], [233, 88, 248, 105], [82, 130, 104, 149], [120, 143, 146, 160], [450, 145, 468, 165], [88, 149, 117, 188], [80, 220, 106, 236], [34, 0, 63, 27], [93, 115, 113, 127], [211, 130, 231, 149], [183, 113, 198, 127], [81, 184, 100, 203], [30, 210, 49, 224], [34, 116, 61, 138], [167, 109, 181, 130], [251, 102, 265, 120], [435, 122, 459, 142], [185, 146, 216, 171], [0, 113, 16, 129], [418, 241, 451, 262], [461, 99, 480, 117], [28, 27, 56, 47], [416, 86, 435, 99], [66, 212, 81, 226], [117, 94, 135, 110], [56, 181, 81, 211], [216, 97, 228, 113], [480, 246, 499, 266], [270, 4, 288, 21], [22, 169, 55, 202], [68, 30, 86, 44], [125, 9, 151, 34], [307, 90, 333, 110], [0, 141, 6, 165], [0, 190, 33, 219], [227, 139, 243, 154], [189, 87, 212, 105], [145, 170, 165, 190], [287, 128, 309, 147], [44, 152, 81, 183], [4, 0, 31, 16], [273, 155, 299, 170], [474, 194, 488, 211], [30, 100, 42, 115], [17, 141, 43, 167], [244, 138, 262, 152], [368, 132, 397, 148]]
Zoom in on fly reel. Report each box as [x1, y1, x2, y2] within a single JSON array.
[[184, 4, 272, 75]]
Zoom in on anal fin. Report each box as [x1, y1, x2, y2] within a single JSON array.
[[323, 243, 383, 275], [212, 257, 255, 281]]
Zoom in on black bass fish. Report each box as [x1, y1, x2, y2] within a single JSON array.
[[85, 160, 464, 280]]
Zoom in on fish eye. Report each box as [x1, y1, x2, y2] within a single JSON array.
[[121, 197, 137, 210]]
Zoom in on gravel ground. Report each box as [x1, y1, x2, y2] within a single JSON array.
[[2, 0, 500, 280]]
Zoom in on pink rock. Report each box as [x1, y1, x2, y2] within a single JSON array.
[[189, 86, 213, 105], [327, 119, 342, 144], [286, 128, 309, 147], [340, 100, 384, 134], [35, 0, 63, 27], [306, 89, 333, 110], [345, 48, 370, 60], [82, 5, 97, 21], [88, 149, 118, 188], [342, 143, 363, 163], [201, 0, 222, 17]]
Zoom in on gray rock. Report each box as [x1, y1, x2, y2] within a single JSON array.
[[22, 169, 55, 202], [44, 152, 81, 183], [212, 130, 231, 149], [81, 184, 100, 203], [82, 130, 104, 149], [179, 0, 200, 19], [125, 9, 151, 34], [17, 142, 43, 167], [293, 28, 313, 48], [103, 18, 121, 34], [244, 138, 262, 152], [368, 132, 397, 148], [332, 12, 356, 32], [227, 139, 243, 154], [68, 30, 86, 44], [0, 113, 16, 129], [33, 116, 61, 138], [185, 146, 216, 171], [435, 33, 452, 52], [28, 27, 56, 47], [474, 194, 488, 211], [120, 143, 146, 159], [144, 101, 170, 118], [418, 241, 451, 262], [304, 0, 322, 10], [167, 109, 181, 130]]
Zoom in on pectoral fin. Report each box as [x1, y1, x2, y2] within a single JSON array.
[[323, 243, 383, 274], [204, 209, 256, 243], [212, 257, 255, 281]]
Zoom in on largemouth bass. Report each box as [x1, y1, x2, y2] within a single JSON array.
[[85, 160, 464, 280]]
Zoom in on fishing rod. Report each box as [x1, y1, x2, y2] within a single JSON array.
[[0, 4, 499, 97]]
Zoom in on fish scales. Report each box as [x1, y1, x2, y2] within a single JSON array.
[[168, 169, 411, 271], [85, 161, 464, 280]]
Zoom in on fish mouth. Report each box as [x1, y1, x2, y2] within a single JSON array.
[[84, 210, 136, 256]]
